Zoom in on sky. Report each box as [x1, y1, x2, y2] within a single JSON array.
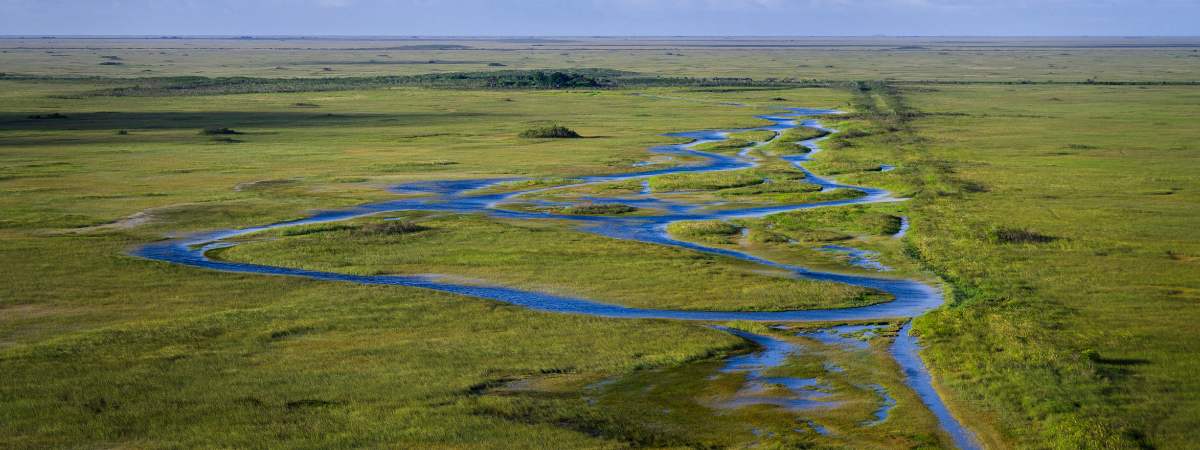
[[1, 0, 1198, 37]]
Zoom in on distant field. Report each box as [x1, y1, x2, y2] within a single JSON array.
[[2, 36, 1199, 81]]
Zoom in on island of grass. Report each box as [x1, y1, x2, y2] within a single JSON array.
[[218, 214, 893, 312], [520, 124, 580, 138], [560, 202, 636, 215], [647, 166, 806, 192], [691, 139, 754, 153], [782, 126, 831, 142], [726, 129, 778, 142], [467, 178, 583, 196]]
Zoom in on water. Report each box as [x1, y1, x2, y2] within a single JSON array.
[[129, 99, 981, 449]]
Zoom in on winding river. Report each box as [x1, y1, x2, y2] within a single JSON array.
[[131, 101, 982, 449]]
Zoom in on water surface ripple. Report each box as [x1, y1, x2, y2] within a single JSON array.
[[130, 101, 981, 449]]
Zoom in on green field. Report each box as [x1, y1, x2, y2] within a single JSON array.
[[2, 37, 1198, 449]]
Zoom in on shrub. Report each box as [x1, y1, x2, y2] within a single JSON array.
[[117, 130, 128, 135], [561, 203, 635, 215], [520, 125, 580, 138], [201, 126, 236, 135], [361, 220, 423, 235]]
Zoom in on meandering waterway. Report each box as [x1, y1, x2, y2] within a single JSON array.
[[131, 101, 982, 449]]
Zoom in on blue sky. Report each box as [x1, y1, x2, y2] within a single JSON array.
[[2, 0, 1197, 36]]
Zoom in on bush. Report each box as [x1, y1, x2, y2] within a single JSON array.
[[361, 220, 423, 235], [117, 130, 128, 135], [561, 203, 635, 215], [201, 126, 236, 135], [519, 125, 580, 138]]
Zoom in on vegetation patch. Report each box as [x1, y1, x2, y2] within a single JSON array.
[[781, 126, 832, 141], [984, 226, 1055, 244], [666, 220, 741, 237], [692, 139, 753, 153], [648, 170, 765, 192], [560, 202, 636, 215], [767, 205, 904, 236], [519, 124, 580, 138], [365, 161, 458, 173], [760, 140, 811, 155], [726, 129, 777, 142], [361, 220, 424, 235], [200, 126, 236, 135], [26, 112, 69, 119]]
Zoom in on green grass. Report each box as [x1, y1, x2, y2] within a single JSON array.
[[647, 169, 765, 192], [559, 202, 636, 215], [691, 138, 754, 153], [767, 204, 904, 236], [2, 38, 1199, 450], [0, 233, 750, 449], [726, 128, 777, 142], [666, 220, 742, 237], [760, 140, 811, 155], [220, 214, 891, 312], [782, 82, 1200, 450], [782, 126, 832, 141]]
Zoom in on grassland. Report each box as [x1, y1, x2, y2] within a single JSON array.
[[218, 214, 891, 312], [784, 82, 1200, 449], [1, 37, 1198, 450]]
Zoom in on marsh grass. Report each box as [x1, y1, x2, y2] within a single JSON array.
[[791, 82, 1200, 449], [726, 129, 777, 142], [666, 220, 741, 237], [647, 164, 805, 193], [223, 214, 890, 312], [782, 126, 832, 141], [692, 138, 753, 153], [767, 204, 904, 236], [560, 202, 636, 215]]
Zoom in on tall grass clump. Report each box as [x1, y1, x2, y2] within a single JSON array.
[[666, 220, 740, 237], [984, 226, 1054, 244], [201, 126, 236, 135], [561, 203, 636, 215], [360, 220, 424, 235]]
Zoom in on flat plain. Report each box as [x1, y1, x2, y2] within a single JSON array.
[[1, 37, 1197, 449]]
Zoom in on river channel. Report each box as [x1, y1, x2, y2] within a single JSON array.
[[131, 100, 982, 449]]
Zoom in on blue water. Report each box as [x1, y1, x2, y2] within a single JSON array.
[[129, 99, 981, 449]]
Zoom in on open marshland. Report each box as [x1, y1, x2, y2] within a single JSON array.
[[1, 37, 1198, 450]]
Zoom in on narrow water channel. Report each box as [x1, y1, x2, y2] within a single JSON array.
[[131, 100, 982, 449]]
